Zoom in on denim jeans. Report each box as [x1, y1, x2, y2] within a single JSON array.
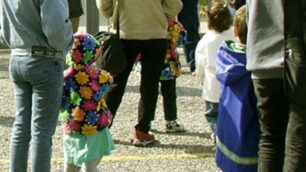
[[205, 101, 218, 136], [9, 55, 64, 172], [160, 79, 177, 121], [253, 79, 306, 172]]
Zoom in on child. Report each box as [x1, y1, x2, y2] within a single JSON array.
[[215, 5, 259, 172], [160, 19, 185, 133], [60, 32, 115, 172], [195, 1, 235, 144], [133, 20, 186, 133]]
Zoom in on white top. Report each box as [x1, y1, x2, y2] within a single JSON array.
[[195, 28, 235, 103]]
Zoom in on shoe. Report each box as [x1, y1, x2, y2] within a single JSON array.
[[132, 130, 156, 147], [166, 120, 186, 133], [210, 133, 216, 144]]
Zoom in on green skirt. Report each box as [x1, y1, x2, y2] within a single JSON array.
[[63, 128, 115, 166]]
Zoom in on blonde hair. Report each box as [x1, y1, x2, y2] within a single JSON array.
[[233, 5, 247, 44]]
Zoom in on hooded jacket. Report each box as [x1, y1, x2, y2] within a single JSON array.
[[60, 32, 113, 135], [215, 41, 259, 172]]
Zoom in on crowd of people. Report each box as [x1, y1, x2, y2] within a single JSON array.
[[0, 0, 306, 171]]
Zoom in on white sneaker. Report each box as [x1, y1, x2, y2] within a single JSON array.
[[166, 120, 186, 133]]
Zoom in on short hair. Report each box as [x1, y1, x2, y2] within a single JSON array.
[[207, 2, 232, 33], [233, 5, 247, 44]]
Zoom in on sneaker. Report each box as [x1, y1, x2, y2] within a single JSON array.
[[132, 130, 156, 147], [210, 133, 216, 144], [166, 120, 186, 133]]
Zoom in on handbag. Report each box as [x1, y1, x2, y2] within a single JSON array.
[[94, 0, 127, 75]]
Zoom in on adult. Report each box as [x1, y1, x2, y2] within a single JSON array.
[[96, 0, 182, 147], [0, 0, 73, 171], [246, 0, 306, 171], [178, 0, 200, 73], [68, 0, 84, 33]]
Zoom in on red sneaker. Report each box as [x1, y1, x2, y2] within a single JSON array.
[[132, 130, 156, 147]]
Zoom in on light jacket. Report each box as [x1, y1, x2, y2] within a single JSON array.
[[96, 0, 182, 40], [246, 0, 284, 79], [195, 28, 235, 102], [0, 0, 73, 56]]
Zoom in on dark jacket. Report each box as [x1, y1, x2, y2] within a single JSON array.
[[68, 0, 84, 18]]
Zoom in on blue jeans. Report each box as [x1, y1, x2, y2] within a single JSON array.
[[205, 101, 218, 135], [9, 55, 64, 172]]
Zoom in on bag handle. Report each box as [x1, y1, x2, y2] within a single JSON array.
[[116, 0, 120, 36]]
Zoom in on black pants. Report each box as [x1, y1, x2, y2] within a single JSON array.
[[104, 39, 167, 133], [253, 79, 306, 172], [160, 79, 177, 121]]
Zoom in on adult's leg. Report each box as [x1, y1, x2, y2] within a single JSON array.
[[9, 57, 32, 172], [28, 57, 64, 172], [253, 79, 289, 172], [160, 79, 177, 121], [136, 39, 167, 132], [103, 40, 138, 123], [178, 0, 200, 72]]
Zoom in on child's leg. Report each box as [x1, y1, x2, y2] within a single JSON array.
[[81, 157, 102, 172], [204, 101, 218, 143], [64, 163, 81, 172], [160, 79, 185, 132], [160, 79, 177, 121]]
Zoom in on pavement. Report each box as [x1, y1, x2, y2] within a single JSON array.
[[0, 50, 10, 79], [0, 25, 220, 172]]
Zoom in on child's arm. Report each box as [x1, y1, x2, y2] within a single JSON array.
[[195, 39, 206, 85]]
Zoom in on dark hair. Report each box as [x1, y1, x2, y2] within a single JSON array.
[[233, 5, 247, 44], [207, 2, 232, 33]]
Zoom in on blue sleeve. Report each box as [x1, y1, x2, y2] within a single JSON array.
[[40, 0, 73, 52]]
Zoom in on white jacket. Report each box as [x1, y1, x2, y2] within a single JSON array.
[[195, 28, 235, 102]]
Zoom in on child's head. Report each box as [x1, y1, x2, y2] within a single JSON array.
[[233, 5, 247, 44], [206, 1, 232, 33], [66, 32, 102, 68]]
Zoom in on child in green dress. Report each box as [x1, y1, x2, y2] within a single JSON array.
[[60, 32, 115, 172]]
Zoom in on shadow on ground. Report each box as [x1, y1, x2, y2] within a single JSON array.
[[125, 85, 202, 97]]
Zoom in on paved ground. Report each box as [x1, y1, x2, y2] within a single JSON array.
[[0, 33, 219, 172]]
